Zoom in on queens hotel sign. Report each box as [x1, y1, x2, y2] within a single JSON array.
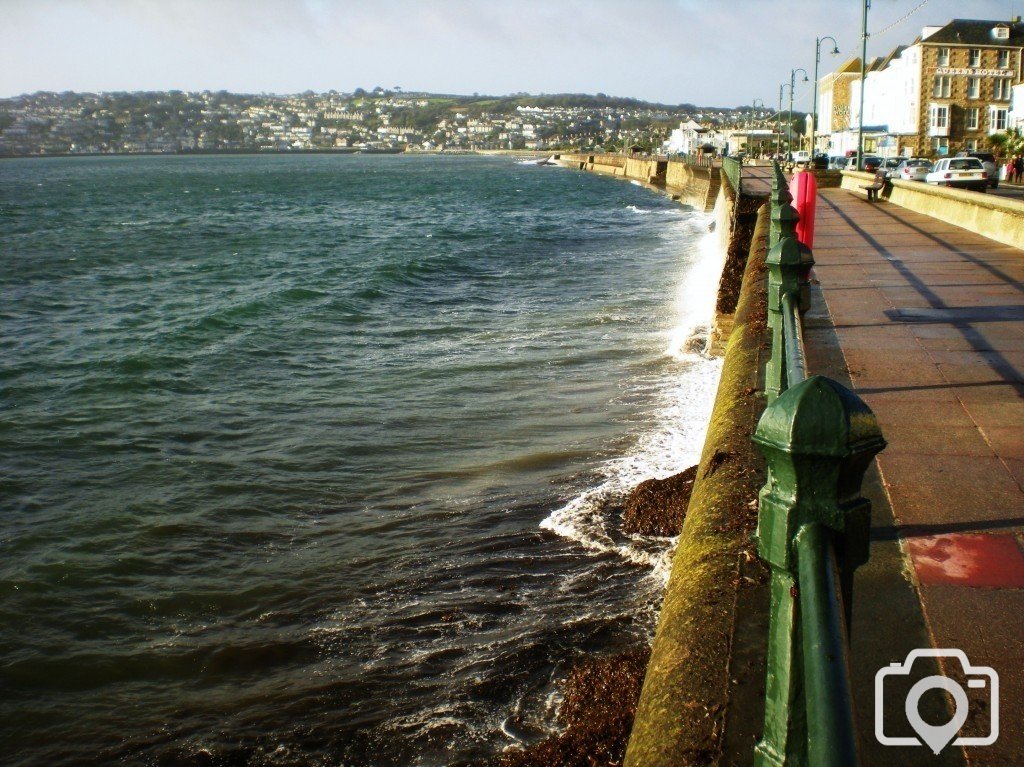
[[935, 67, 1012, 76]]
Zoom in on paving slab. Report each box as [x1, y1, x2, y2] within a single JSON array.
[[810, 187, 1024, 765]]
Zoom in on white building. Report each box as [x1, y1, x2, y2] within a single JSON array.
[[1012, 82, 1024, 130], [661, 119, 709, 154]]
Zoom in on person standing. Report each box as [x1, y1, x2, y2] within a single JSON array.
[[1012, 155, 1024, 185]]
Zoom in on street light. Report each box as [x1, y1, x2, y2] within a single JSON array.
[[857, 0, 871, 170], [750, 98, 765, 128], [751, 98, 765, 156], [789, 68, 810, 152], [811, 36, 840, 160], [777, 83, 792, 157]]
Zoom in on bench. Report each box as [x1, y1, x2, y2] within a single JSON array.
[[859, 170, 887, 202]]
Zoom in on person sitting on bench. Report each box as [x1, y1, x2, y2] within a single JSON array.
[[860, 169, 887, 202]]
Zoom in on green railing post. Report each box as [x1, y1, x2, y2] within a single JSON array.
[[769, 163, 797, 250], [752, 376, 886, 767]]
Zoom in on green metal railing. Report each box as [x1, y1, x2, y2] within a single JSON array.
[[752, 163, 887, 767], [722, 156, 743, 196]]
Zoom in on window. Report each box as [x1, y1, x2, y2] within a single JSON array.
[[932, 75, 951, 98], [966, 107, 980, 130], [965, 138, 978, 151], [931, 137, 949, 154], [998, 50, 1010, 68], [994, 25, 1010, 40], [967, 78, 981, 99], [994, 78, 1012, 100], [969, 49, 981, 67], [938, 47, 950, 66], [929, 104, 949, 135], [989, 107, 1008, 132]]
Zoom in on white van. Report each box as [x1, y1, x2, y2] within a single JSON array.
[[788, 151, 811, 165]]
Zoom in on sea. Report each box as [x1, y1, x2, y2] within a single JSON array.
[[0, 154, 723, 766]]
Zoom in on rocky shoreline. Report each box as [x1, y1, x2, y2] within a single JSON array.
[[472, 465, 697, 767]]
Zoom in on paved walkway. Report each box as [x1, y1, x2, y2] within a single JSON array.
[[808, 188, 1024, 766]]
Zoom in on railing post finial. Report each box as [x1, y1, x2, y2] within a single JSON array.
[[769, 162, 798, 250]]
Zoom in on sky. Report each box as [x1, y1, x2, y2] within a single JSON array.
[[2, 0, 1022, 110]]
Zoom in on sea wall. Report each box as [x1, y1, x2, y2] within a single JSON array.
[[665, 161, 718, 211], [624, 205, 770, 766], [841, 170, 1024, 249], [555, 154, 714, 211], [709, 178, 763, 354], [551, 155, 771, 765]]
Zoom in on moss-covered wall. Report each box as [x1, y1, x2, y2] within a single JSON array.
[[623, 205, 770, 767]]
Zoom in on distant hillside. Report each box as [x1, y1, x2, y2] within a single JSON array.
[[0, 88, 787, 157]]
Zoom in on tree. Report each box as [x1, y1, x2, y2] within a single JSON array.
[[988, 131, 1009, 156], [998, 127, 1024, 157]]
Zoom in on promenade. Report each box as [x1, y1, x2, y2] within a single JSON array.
[[753, 167, 1024, 765]]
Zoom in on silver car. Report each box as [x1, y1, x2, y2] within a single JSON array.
[[893, 158, 932, 182], [880, 158, 902, 177]]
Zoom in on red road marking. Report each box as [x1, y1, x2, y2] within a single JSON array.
[[907, 533, 1024, 588]]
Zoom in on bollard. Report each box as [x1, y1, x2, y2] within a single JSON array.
[[752, 376, 886, 767]]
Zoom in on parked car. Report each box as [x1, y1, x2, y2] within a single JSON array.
[[925, 157, 988, 192], [811, 153, 829, 169], [829, 155, 849, 170], [893, 158, 933, 182], [957, 151, 999, 188], [845, 153, 883, 171], [880, 158, 902, 177], [787, 150, 811, 165]]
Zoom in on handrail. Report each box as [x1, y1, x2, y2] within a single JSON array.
[[796, 523, 859, 767], [752, 162, 886, 767], [780, 291, 807, 388], [721, 156, 743, 196]]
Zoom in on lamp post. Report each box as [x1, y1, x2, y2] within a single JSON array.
[[750, 98, 765, 129], [812, 36, 839, 159], [857, 0, 871, 170], [789, 68, 809, 152], [777, 84, 791, 157], [752, 98, 765, 156]]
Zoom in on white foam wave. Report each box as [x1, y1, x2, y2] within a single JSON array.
[[666, 223, 727, 360], [540, 220, 725, 583], [626, 204, 650, 214]]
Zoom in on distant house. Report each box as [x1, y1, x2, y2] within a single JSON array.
[[662, 119, 707, 154]]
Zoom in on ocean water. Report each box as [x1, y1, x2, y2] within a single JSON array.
[[0, 154, 722, 766]]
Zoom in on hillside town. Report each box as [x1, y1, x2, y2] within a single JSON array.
[[0, 89, 780, 157], [3, 18, 1020, 163]]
